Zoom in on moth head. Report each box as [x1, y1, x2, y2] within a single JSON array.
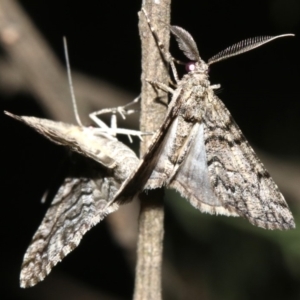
[[185, 61, 209, 75]]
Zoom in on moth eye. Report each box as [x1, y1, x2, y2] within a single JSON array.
[[186, 62, 196, 72]]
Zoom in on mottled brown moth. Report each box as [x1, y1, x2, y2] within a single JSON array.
[[112, 9, 295, 231], [6, 37, 144, 288], [5, 111, 140, 288]]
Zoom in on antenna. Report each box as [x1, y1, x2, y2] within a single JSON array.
[[63, 37, 83, 126], [208, 34, 295, 65]]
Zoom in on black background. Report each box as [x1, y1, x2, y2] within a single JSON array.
[[2, 1, 300, 299]]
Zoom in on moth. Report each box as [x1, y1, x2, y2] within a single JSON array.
[[6, 36, 144, 287], [112, 9, 295, 230], [5, 108, 140, 288]]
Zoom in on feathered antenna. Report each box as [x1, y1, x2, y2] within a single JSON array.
[[208, 34, 294, 65], [170, 26, 200, 61]]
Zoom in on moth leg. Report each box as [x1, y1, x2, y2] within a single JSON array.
[[141, 8, 180, 83], [211, 84, 221, 90], [114, 95, 141, 119], [169, 78, 178, 89], [64, 37, 145, 142], [89, 96, 148, 141], [93, 127, 151, 143], [172, 57, 186, 66], [90, 96, 140, 121], [146, 79, 175, 95]]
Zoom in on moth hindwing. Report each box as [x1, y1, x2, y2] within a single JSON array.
[[112, 9, 295, 231], [5, 111, 139, 288]]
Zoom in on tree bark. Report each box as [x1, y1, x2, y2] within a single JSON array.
[[133, 0, 171, 299]]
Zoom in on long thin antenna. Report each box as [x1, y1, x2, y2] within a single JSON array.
[[63, 37, 82, 126]]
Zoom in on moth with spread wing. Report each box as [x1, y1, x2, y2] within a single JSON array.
[[6, 36, 144, 288], [5, 111, 140, 288], [113, 9, 295, 230]]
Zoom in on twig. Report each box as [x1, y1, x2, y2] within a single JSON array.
[[133, 0, 171, 299]]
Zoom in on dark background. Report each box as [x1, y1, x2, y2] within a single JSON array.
[[1, 0, 300, 299]]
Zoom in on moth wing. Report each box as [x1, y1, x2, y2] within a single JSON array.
[[143, 116, 179, 188], [112, 108, 180, 204], [5, 112, 117, 168], [20, 158, 119, 288], [8, 112, 140, 287], [202, 96, 295, 230], [169, 122, 238, 217]]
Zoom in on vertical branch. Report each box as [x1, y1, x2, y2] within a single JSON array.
[[134, 0, 171, 299]]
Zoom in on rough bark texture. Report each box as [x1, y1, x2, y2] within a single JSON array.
[[133, 0, 171, 299]]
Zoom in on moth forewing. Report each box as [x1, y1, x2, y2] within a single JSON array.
[[113, 9, 295, 230], [168, 122, 239, 217], [5, 112, 118, 168], [20, 163, 120, 288], [202, 92, 294, 230], [6, 112, 140, 288]]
